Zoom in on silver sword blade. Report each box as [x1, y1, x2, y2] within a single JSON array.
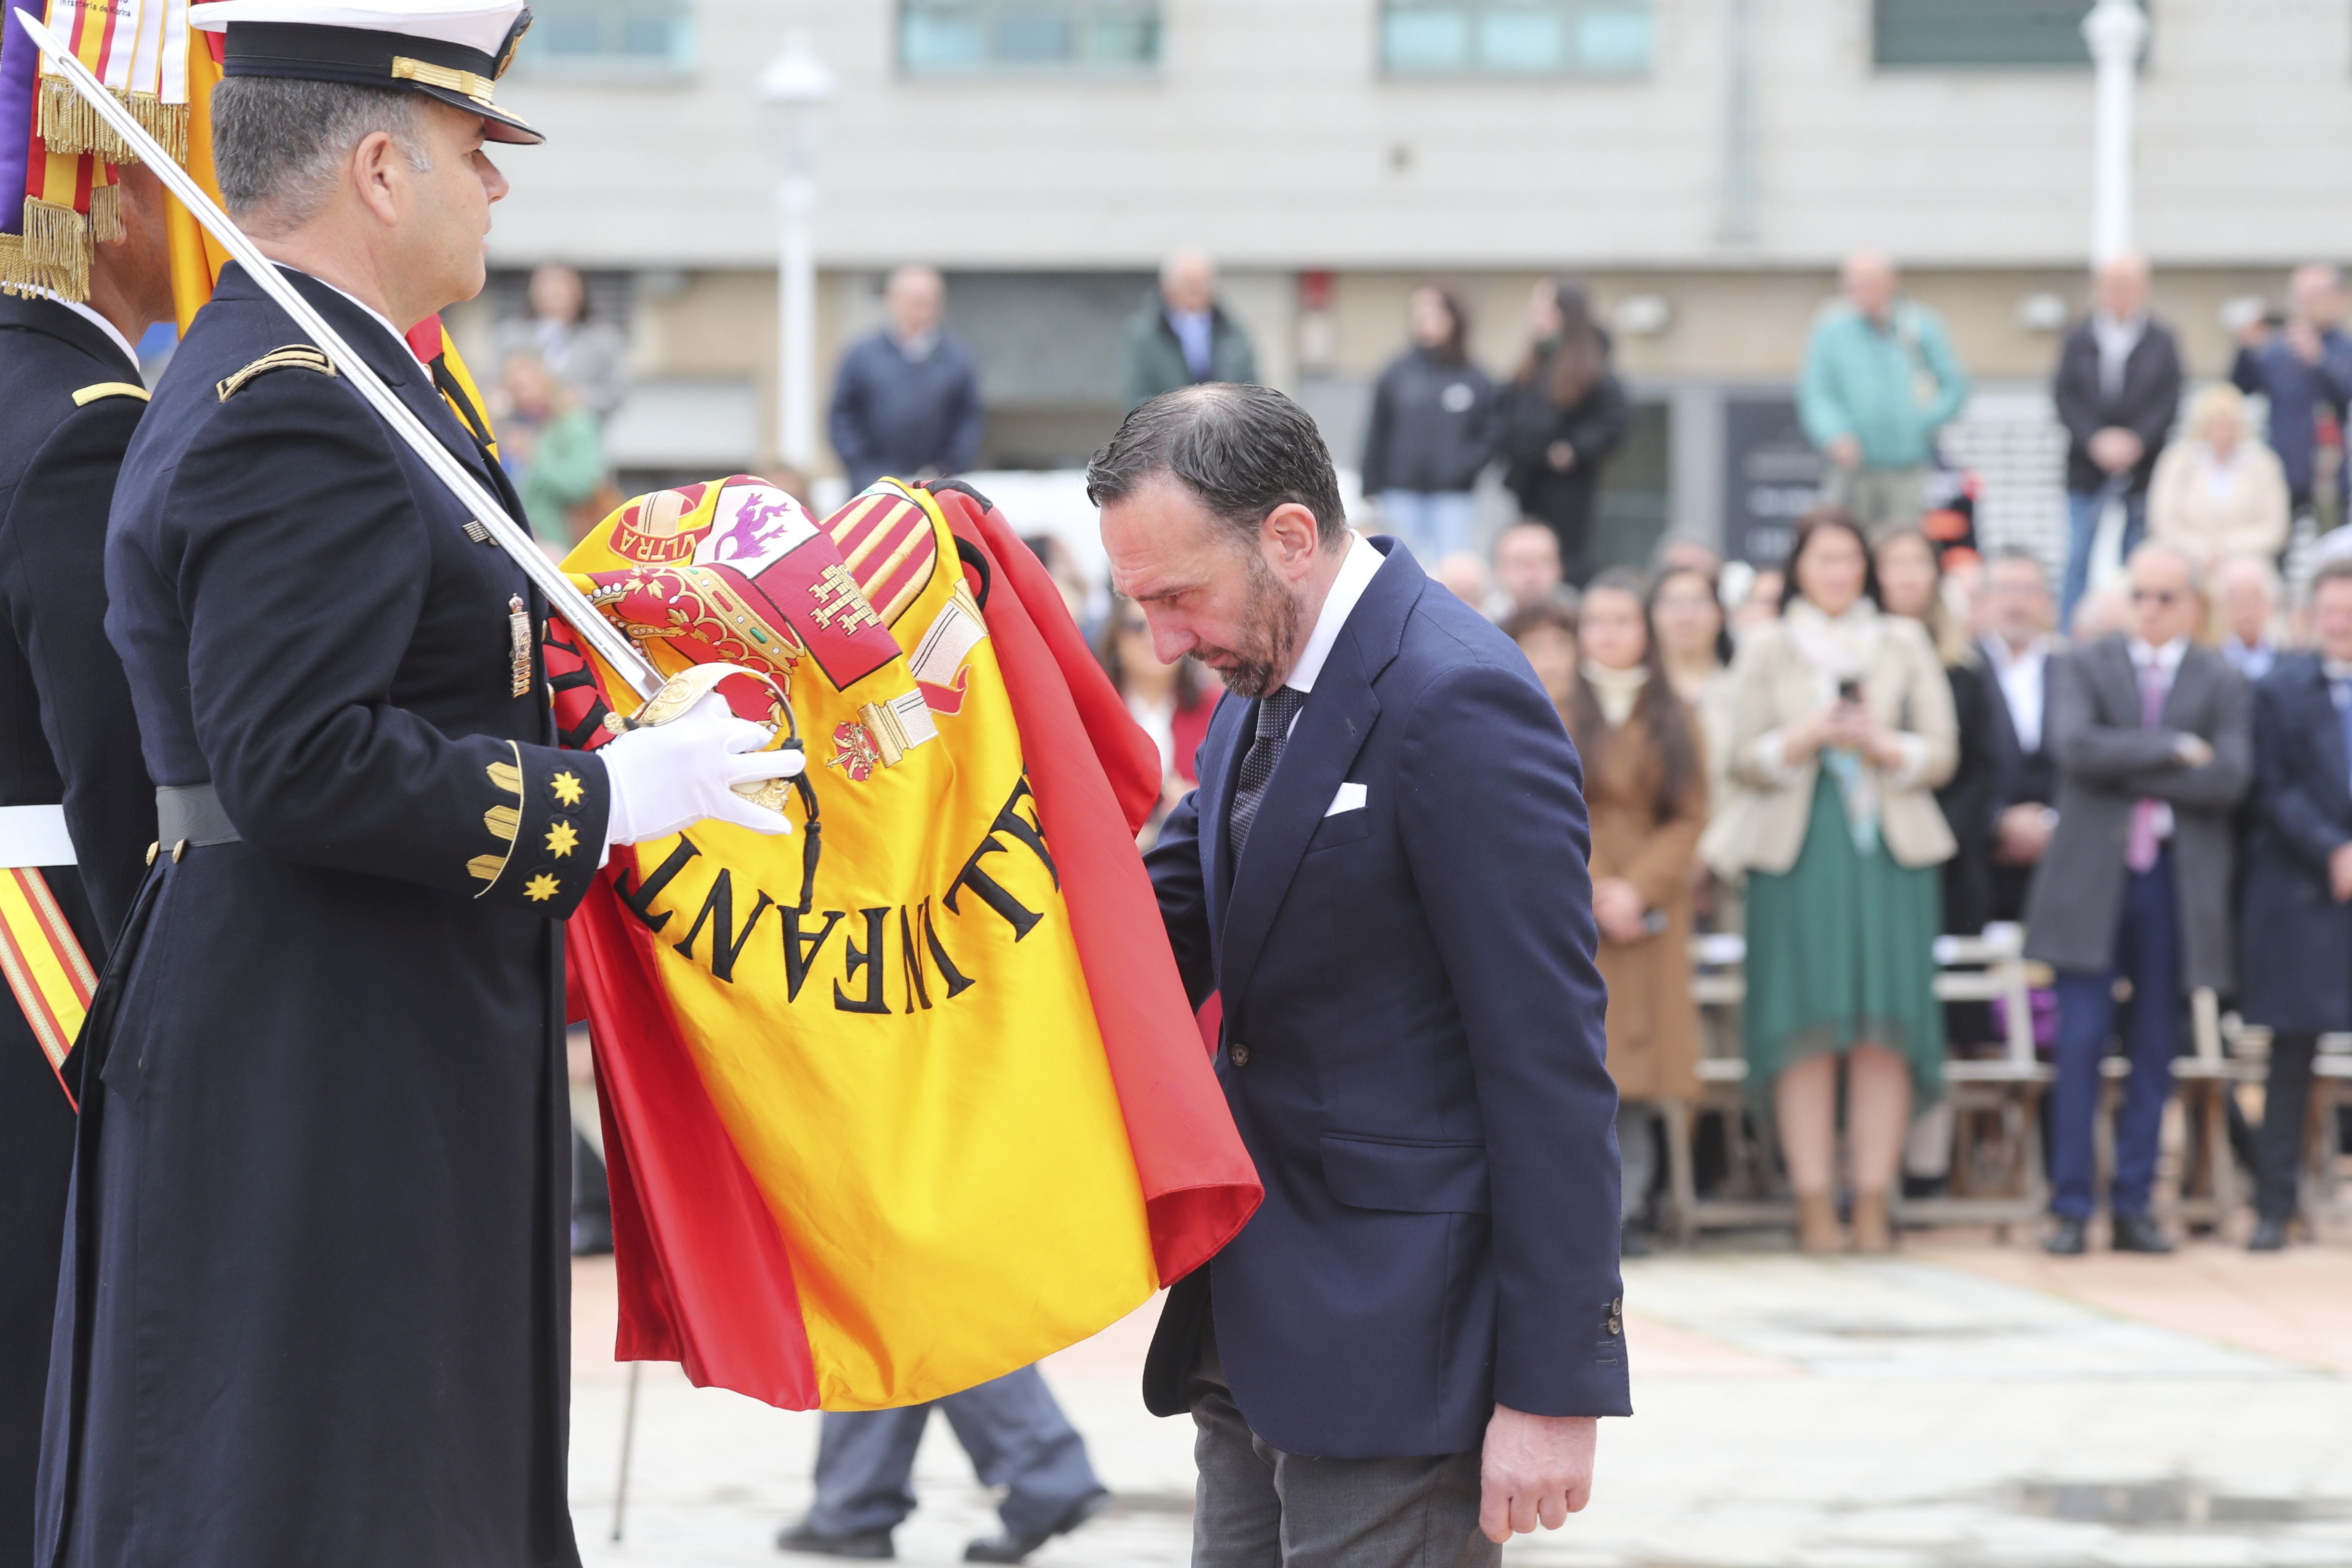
[[9, 7, 663, 701]]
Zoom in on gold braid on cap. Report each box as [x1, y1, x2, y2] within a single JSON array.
[[390, 57, 498, 107]]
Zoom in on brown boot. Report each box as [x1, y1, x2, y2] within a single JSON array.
[[1851, 1190, 1894, 1254], [1795, 1191, 1844, 1255]]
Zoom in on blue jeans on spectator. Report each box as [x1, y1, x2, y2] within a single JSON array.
[[1377, 490, 1478, 569], [802, 1365, 1103, 1540], [2061, 485, 2146, 632], [2049, 850, 2180, 1222]]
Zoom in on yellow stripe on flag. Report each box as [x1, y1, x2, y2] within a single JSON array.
[[0, 868, 96, 1086]]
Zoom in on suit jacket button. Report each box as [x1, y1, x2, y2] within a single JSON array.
[[1229, 1041, 1251, 1067]]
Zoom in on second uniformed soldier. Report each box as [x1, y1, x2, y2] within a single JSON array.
[[0, 161, 172, 1568], [36, 5, 802, 1564]]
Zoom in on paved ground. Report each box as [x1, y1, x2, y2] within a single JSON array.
[[567, 1235, 2352, 1568]]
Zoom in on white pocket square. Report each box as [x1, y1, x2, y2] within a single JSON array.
[[1325, 782, 1367, 817]]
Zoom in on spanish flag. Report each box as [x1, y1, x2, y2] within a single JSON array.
[[554, 477, 1259, 1410]]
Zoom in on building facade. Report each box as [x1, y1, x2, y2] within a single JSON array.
[[460, 0, 2352, 564]]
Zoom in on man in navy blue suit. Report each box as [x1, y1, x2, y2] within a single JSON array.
[[2238, 556, 2352, 1250], [1091, 385, 1628, 1565]]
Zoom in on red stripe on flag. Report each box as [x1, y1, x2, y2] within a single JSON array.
[[569, 867, 820, 1407]]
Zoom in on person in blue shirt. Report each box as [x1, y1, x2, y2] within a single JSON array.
[[1797, 251, 1971, 533], [2230, 263, 2352, 519]]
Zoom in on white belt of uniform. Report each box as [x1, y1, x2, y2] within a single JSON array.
[[0, 804, 77, 868]]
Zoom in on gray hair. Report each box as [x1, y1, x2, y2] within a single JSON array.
[[211, 77, 431, 231], [2125, 538, 2204, 592], [1085, 383, 1348, 549]]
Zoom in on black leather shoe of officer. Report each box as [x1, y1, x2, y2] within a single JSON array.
[[777, 1522, 894, 1559], [2043, 1216, 2087, 1256], [2247, 1216, 2291, 1252], [964, 1489, 1112, 1563], [2110, 1212, 2174, 1254]]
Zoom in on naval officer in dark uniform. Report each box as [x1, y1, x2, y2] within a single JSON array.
[[0, 160, 172, 1568], [37, 6, 802, 1564]]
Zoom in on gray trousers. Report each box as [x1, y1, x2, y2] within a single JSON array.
[[1189, 1333, 1498, 1568], [805, 1365, 1102, 1539]]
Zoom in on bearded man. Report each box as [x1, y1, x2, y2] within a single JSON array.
[[1092, 383, 1628, 1567]]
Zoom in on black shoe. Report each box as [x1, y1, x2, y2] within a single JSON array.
[[2043, 1216, 2087, 1256], [2248, 1216, 2291, 1253], [2110, 1212, 2175, 1254], [964, 1489, 1111, 1564], [777, 1523, 894, 1559]]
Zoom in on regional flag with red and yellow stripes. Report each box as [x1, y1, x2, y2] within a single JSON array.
[[554, 476, 1259, 1410]]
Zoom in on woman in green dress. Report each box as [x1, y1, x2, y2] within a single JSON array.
[[1701, 511, 1957, 1253]]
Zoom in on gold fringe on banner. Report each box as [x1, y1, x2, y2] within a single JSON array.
[[21, 196, 92, 302], [124, 92, 188, 165], [37, 74, 140, 165], [86, 180, 122, 244], [0, 233, 60, 298]]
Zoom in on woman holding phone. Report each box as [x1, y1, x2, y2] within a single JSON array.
[[1702, 510, 1957, 1253]]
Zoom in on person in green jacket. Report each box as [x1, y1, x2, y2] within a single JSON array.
[[1118, 249, 1258, 411], [496, 351, 608, 545], [1798, 251, 1971, 532]]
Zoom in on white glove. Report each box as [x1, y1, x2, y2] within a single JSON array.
[[599, 692, 807, 850]]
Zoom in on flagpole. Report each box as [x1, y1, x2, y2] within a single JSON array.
[[8, 7, 665, 702]]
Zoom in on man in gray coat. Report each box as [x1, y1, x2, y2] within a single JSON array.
[[2025, 543, 2251, 1256]]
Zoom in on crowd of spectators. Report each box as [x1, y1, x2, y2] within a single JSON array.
[[1470, 515, 2346, 1256]]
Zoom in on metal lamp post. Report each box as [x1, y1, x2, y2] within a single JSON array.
[[757, 34, 835, 475], [2081, 0, 2148, 262]]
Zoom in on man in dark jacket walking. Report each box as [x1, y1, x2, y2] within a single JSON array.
[[2053, 251, 2183, 626], [2024, 543, 2251, 1258], [2230, 263, 2352, 521], [827, 265, 983, 493], [2236, 557, 2352, 1250], [1118, 249, 1257, 410]]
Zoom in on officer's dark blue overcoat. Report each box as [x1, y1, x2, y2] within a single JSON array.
[[38, 264, 609, 1568], [0, 292, 156, 1568]]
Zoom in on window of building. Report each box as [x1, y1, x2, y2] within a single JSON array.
[[1873, 0, 2099, 69], [514, 0, 694, 75], [900, 1, 1161, 73], [1380, 0, 1654, 77]]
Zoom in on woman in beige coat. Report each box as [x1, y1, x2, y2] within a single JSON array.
[[2146, 383, 2291, 568], [1702, 512, 1957, 1253]]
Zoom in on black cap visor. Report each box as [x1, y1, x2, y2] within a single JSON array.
[[223, 20, 544, 144]]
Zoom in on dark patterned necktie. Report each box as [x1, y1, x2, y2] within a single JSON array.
[[1226, 686, 1306, 862]]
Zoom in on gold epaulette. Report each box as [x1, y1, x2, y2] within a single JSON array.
[[216, 345, 335, 402], [72, 380, 149, 405]]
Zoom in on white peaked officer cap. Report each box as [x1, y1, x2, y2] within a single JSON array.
[[187, 0, 545, 144]]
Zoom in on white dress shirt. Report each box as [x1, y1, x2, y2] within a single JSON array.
[[1279, 532, 1384, 730], [2092, 309, 2147, 402], [1980, 632, 2050, 754]]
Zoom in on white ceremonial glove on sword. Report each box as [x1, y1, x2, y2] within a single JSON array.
[[599, 692, 807, 852]]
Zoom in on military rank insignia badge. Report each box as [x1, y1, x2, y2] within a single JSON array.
[[508, 595, 532, 698]]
